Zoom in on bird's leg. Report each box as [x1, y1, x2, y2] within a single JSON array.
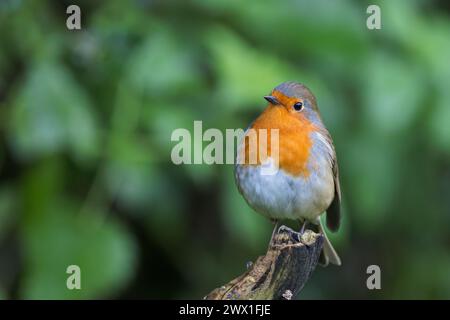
[[299, 220, 308, 235], [268, 219, 279, 248], [295, 220, 310, 245]]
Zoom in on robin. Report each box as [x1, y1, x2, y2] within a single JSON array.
[[235, 81, 341, 266]]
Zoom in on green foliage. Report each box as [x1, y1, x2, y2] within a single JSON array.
[[10, 63, 99, 163], [0, 0, 449, 299], [21, 202, 136, 299]]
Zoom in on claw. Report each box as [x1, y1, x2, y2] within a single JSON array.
[[299, 220, 308, 235]]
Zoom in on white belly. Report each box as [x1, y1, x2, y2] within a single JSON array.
[[234, 158, 334, 222]]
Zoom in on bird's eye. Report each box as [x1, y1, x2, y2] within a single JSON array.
[[293, 101, 303, 111]]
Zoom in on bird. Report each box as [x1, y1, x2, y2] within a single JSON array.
[[234, 81, 341, 266]]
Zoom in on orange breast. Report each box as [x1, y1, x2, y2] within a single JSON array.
[[242, 106, 314, 177]]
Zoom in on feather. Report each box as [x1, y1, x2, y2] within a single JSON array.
[[316, 128, 341, 232]]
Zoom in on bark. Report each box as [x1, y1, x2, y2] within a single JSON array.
[[205, 225, 324, 300]]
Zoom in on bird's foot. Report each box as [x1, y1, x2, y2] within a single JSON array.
[[296, 221, 311, 247], [267, 220, 279, 249], [299, 220, 308, 236]]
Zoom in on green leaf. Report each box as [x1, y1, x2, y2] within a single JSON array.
[[340, 133, 400, 232], [20, 202, 136, 299], [0, 186, 17, 243], [427, 91, 450, 154], [125, 31, 203, 99], [9, 63, 99, 163], [205, 27, 304, 110], [362, 52, 424, 134]]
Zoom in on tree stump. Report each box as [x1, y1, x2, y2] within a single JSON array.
[[205, 225, 324, 300]]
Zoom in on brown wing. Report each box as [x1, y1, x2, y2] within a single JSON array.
[[323, 131, 341, 232], [326, 155, 341, 232]]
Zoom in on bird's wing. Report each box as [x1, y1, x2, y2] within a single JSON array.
[[327, 153, 341, 232], [322, 130, 341, 232]]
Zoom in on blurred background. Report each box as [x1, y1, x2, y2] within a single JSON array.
[[0, 0, 449, 299]]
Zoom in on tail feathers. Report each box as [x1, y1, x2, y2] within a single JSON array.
[[318, 219, 341, 267]]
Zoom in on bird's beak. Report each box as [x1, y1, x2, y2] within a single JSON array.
[[264, 95, 280, 105]]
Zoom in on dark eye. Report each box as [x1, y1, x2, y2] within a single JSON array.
[[293, 101, 303, 111]]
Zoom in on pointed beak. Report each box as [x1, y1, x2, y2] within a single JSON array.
[[264, 95, 280, 105]]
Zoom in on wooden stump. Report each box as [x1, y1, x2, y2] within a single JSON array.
[[205, 225, 324, 300]]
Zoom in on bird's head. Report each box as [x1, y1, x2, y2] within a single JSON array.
[[263, 82, 323, 127]]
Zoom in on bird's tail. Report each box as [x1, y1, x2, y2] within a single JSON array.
[[317, 218, 341, 267]]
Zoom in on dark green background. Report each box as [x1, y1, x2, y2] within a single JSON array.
[[0, 0, 449, 299]]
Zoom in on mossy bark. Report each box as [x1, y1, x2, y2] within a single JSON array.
[[205, 226, 323, 300]]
